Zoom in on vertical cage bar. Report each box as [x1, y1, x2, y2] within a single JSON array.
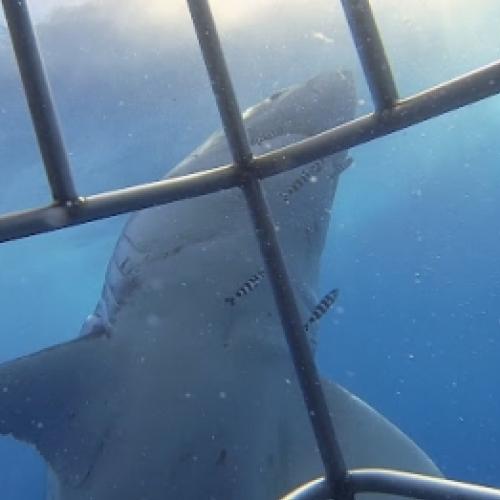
[[186, 1, 351, 497], [186, 0, 252, 166], [2, 0, 77, 203], [340, 0, 398, 110], [241, 175, 351, 500]]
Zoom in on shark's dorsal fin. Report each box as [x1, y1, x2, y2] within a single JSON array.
[[0, 334, 116, 488]]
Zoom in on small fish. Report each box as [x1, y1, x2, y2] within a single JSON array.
[[303, 288, 339, 332], [225, 270, 265, 306]]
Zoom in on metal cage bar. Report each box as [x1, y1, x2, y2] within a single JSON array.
[[340, 0, 398, 109], [2, 0, 78, 203], [187, 1, 350, 497], [1, 0, 500, 499], [186, 0, 252, 166], [282, 470, 500, 500], [255, 59, 500, 177], [1, 58, 499, 243]]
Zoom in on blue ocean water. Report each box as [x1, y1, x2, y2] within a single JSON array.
[[0, 0, 498, 498]]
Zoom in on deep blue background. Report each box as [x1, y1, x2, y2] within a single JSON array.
[[0, 0, 499, 497]]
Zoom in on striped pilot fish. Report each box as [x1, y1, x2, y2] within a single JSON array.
[[304, 288, 339, 333], [225, 270, 265, 306]]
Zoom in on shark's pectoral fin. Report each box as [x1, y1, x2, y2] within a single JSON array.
[[0, 334, 116, 488], [322, 379, 441, 477]]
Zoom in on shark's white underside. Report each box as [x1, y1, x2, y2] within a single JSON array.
[[0, 72, 440, 500]]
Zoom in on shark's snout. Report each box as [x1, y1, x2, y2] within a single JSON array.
[[305, 70, 356, 132]]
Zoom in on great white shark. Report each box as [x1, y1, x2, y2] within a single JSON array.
[[0, 71, 440, 499]]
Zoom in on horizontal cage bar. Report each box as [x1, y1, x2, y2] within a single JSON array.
[[282, 469, 500, 500], [0, 59, 499, 243]]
